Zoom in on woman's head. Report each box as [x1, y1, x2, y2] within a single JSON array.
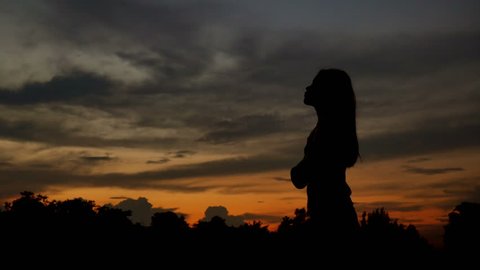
[[304, 68, 359, 167], [304, 69, 355, 111]]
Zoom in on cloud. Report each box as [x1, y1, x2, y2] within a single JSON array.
[[0, 32, 478, 158], [168, 150, 196, 158], [1, 16, 479, 158], [0, 107, 179, 148], [466, 186, 480, 203], [199, 114, 285, 144], [0, 72, 112, 105], [360, 118, 480, 160], [408, 177, 480, 209], [406, 157, 431, 163], [403, 165, 464, 175], [216, 183, 279, 195], [429, 178, 480, 206], [146, 158, 170, 164], [200, 205, 283, 226], [79, 153, 116, 163], [201, 206, 245, 227], [137, 153, 296, 180], [0, 161, 13, 167], [398, 218, 423, 223], [0, 165, 214, 200], [0, 0, 479, 210], [272, 176, 290, 182], [356, 201, 423, 213], [145, 150, 196, 165], [241, 213, 283, 224], [113, 197, 178, 226]]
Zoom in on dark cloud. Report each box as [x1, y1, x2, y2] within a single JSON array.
[[201, 206, 245, 227], [146, 158, 170, 164], [403, 165, 464, 175], [421, 176, 479, 190], [0, 116, 178, 148], [403, 192, 456, 200], [427, 177, 480, 207], [200, 205, 283, 226], [113, 197, 179, 226], [0, 161, 13, 167], [360, 118, 480, 160], [199, 114, 285, 144], [168, 150, 196, 158], [153, 183, 212, 193], [46, 0, 231, 44], [356, 201, 423, 213], [27, 163, 54, 169], [466, 186, 480, 203], [1, 26, 479, 157], [358, 176, 478, 208], [406, 157, 432, 163], [0, 72, 112, 105], [398, 218, 423, 223], [217, 183, 277, 195], [348, 32, 480, 79], [0, 32, 477, 157], [356, 176, 480, 213], [0, 167, 76, 199], [79, 153, 116, 163], [272, 177, 290, 182], [0, 165, 213, 200], [241, 212, 283, 224], [1, 0, 479, 207], [139, 153, 296, 180]]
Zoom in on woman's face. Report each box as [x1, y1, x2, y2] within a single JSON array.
[[304, 77, 321, 106]]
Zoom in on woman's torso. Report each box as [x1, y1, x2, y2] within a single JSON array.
[[304, 125, 351, 195]]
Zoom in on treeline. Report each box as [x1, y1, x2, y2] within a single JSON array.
[[0, 191, 478, 266]]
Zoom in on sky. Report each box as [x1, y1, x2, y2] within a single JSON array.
[[0, 0, 479, 246]]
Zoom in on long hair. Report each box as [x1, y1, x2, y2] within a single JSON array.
[[312, 69, 359, 167]]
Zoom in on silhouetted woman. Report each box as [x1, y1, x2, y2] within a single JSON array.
[[291, 68, 360, 238]]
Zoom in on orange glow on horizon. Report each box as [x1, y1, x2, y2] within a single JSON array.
[[2, 147, 478, 248]]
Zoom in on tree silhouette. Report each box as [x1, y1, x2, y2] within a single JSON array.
[[444, 202, 480, 255], [359, 208, 431, 257], [3, 190, 478, 264], [277, 208, 307, 234], [151, 211, 189, 238], [97, 205, 133, 229], [193, 215, 230, 237], [51, 198, 96, 227], [4, 191, 49, 217]]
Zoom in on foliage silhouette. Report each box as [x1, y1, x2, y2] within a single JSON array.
[[444, 202, 480, 256], [1, 191, 477, 265], [359, 208, 431, 257]]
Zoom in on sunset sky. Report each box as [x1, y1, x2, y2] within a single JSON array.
[[1, 0, 479, 245]]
